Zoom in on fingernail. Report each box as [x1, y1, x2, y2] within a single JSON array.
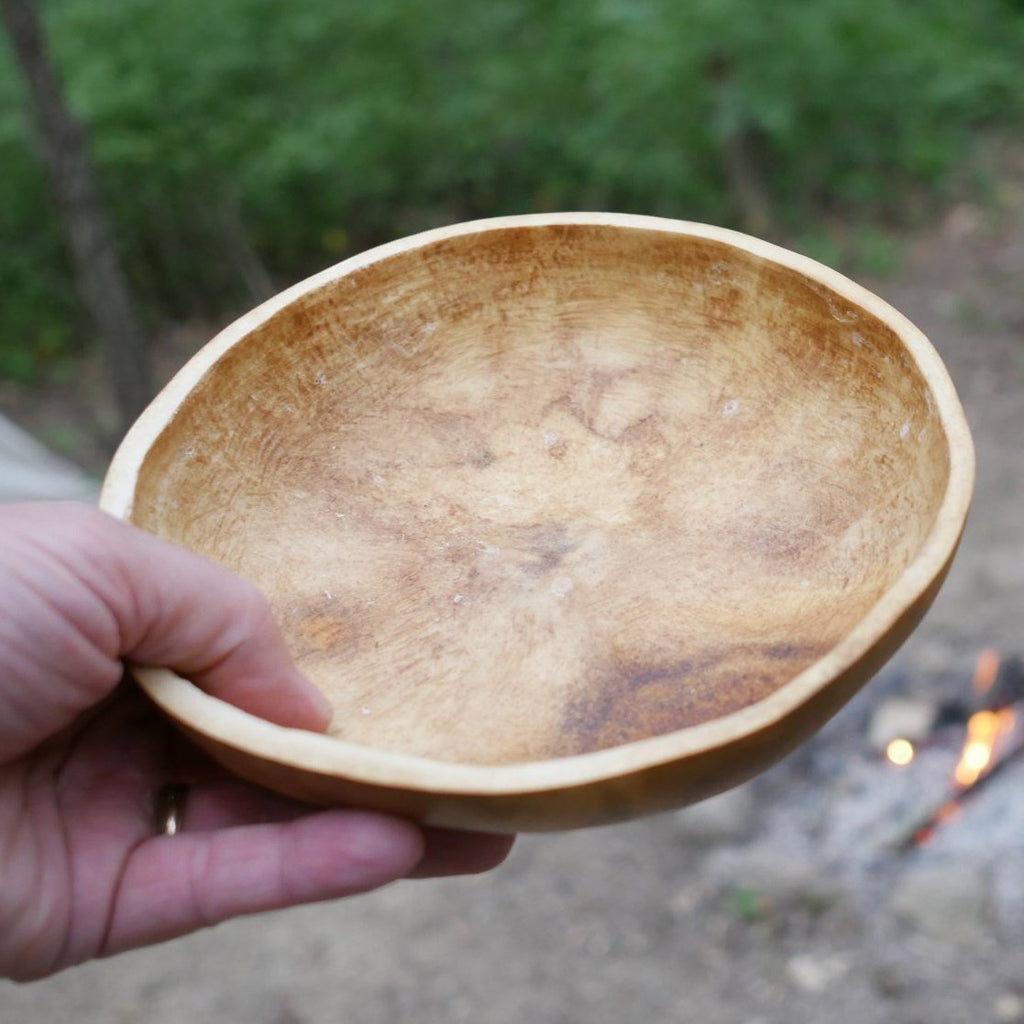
[[307, 684, 335, 729]]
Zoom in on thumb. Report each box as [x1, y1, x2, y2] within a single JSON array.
[[0, 503, 330, 756]]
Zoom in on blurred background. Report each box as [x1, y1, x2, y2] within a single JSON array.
[[2, 1, 1024, 1021], [2, 0, 1023, 462]]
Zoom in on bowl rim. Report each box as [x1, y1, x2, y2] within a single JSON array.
[[101, 211, 976, 797]]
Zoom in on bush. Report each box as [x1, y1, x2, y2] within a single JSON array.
[[2, 0, 1023, 377]]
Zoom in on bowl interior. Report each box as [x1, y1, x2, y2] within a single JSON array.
[[124, 222, 952, 766]]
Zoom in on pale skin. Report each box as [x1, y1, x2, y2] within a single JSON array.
[[0, 502, 513, 981]]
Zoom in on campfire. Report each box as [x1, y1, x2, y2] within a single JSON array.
[[694, 644, 1024, 953], [876, 649, 1024, 850]]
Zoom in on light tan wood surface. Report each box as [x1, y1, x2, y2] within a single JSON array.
[[101, 213, 974, 831]]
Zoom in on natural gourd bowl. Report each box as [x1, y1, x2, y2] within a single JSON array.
[[101, 213, 974, 832]]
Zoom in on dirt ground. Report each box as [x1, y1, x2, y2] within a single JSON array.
[[2, 191, 1023, 1023]]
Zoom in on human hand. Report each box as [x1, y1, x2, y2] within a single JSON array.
[[0, 502, 512, 981]]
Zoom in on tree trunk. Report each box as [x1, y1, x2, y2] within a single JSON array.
[[215, 193, 276, 306], [1, 0, 153, 436], [706, 54, 775, 239]]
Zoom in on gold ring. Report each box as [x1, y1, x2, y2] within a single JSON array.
[[155, 783, 190, 836]]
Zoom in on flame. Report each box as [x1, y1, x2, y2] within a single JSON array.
[[902, 650, 1020, 850], [953, 707, 1017, 789], [886, 738, 915, 766], [971, 648, 1000, 694]]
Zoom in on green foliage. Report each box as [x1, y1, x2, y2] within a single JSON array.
[[0, 84, 77, 381], [2, 0, 1023, 378], [730, 885, 764, 922]]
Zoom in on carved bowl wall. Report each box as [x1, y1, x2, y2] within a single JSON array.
[[101, 214, 974, 831]]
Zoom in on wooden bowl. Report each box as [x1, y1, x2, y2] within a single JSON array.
[[101, 213, 974, 832]]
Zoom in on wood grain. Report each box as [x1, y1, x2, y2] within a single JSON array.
[[101, 214, 973, 829]]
